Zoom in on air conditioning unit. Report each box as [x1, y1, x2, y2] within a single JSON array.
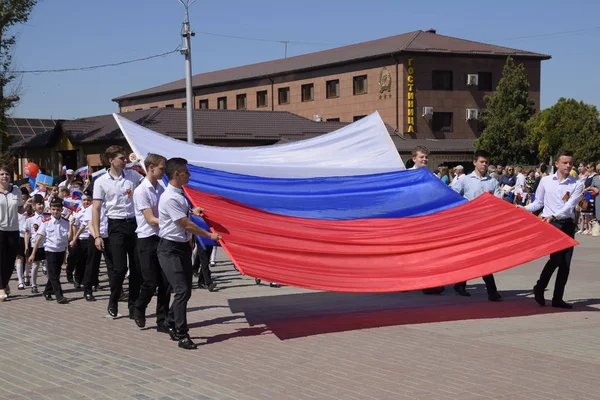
[[422, 107, 433, 117], [466, 108, 479, 120], [467, 74, 479, 86], [312, 115, 322, 122]]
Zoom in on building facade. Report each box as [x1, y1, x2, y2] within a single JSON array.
[[113, 29, 549, 145]]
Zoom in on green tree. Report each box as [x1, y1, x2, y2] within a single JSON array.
[[475, 56, 536, 164], [528, 98, 600, 163], [0, 0, 38, 163]]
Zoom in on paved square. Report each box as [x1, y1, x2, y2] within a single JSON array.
[[1, 237, 599, 399]]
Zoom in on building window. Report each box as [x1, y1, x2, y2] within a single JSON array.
[[236, 94, 247, 110], [217, 97, 227, 110], [199, 99, 209, 109], [327, 118, 340, 122], [478, 72, 493, 91], [301, 84, 314, 102], [326, 79, 340, 99], [134, 108, 143, 111], [353, 75, 368, 95], [165, 104, 174, 108], [149, 106, 158, 109], [432, 112, 453, 132], [278, 87, 290, 105], [256, 90, 268, 108], [181, 102, 187, 109], [432, 71, 453, 90], [353, 115, 366, 122]]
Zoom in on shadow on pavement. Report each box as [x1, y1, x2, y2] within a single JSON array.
[[226, 287, 600, 341]]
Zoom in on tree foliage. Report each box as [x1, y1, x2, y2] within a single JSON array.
[[528, 98, 600, 163], [0, 0, 38, 159], [475, 56, 536, 165]]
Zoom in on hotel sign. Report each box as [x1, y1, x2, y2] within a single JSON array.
[[407, 57, 415, 133]]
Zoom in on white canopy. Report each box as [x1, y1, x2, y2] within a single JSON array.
[[114, 111, 405, 178]]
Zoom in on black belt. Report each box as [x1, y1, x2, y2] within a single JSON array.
[[108, 217, 136, 223], [553, 218, 574, 224]]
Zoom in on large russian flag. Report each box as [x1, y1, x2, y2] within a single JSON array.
[[116, 113, 577, 292]]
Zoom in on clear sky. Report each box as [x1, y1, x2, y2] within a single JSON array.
[[9, 0, 600, 119]]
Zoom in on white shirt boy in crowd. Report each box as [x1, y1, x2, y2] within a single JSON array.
[[28, 200, 70, 304], [157, 157, 220, 350], [80, 200, 111, 301], [520, 150, 583, 309], [24, 195, 46, 294], [131, 154, 171, 332], [92, 145, 143, 318]]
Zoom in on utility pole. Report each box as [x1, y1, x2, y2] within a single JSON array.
[[280, 40, 289, 58], [178, 0, 196, 143]]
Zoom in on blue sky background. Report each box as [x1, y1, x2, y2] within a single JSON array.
[[9, 0, 600, 119]]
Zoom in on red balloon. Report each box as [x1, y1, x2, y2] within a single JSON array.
[[24, 162, 39, 178]]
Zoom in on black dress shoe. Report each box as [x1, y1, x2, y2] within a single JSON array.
[[533, 285, 546, 306], [44, 294, 53, 301], [156, 324, 171, 334], [56, 297, 69, 304], [73, 282, 81, 289], [84, 293, 96, 302], [422, 287, 445, 295], [208, 282, 217, 292], [488, 292, 502, 302], [453, 284, 471, 297], [551, 300, 573, 309], [134, 315, 146, 328], [107, 303, 118, 318], [167, 327, 179, 341], [178, 336, 198, 350]]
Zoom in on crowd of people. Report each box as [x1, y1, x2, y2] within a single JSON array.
[[0, 143, 588, 350]]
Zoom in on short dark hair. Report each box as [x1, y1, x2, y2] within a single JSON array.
[[144, 153, 167, 170], [412, 146, 429, 157], [104, 145, 126, 164], [539, 163, 548, 174], [473, 150, 490, 160], [556, 150, 574, 160], [0, 163, 13, 178], [50, 199, 63, 209], [20, 187, 30, 196], [33, 194, 45, 204], [59, 187, 70, 195], [83, 189, 92, 197], [165, 158, 188, 180]]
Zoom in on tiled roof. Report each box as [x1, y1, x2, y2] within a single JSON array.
[[113, 30, 550, 102], [12, 107, 475, 154]]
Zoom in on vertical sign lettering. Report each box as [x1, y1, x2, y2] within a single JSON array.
[[407, 58, 415, 133]]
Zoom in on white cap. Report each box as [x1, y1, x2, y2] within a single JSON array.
[[454, 165, 464, 170], [66, 169, 74, 175]]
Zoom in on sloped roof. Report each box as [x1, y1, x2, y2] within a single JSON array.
[[113, 30, 550, 102], [6, 117, 56, 141]]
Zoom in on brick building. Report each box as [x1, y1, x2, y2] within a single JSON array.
[[113, 29, 550, 164]]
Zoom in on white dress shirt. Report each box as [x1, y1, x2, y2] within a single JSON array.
[[25, 213, 46, 247], [81, 203, 108, 238], [525, 173, 583, 220], [93, 169, 143, 219], [158, 184, 191, 243], [0, 185, 24, 232], [37, 216, 69, 252], [134, 178, 164, 238], [71, 206, 90, 240]]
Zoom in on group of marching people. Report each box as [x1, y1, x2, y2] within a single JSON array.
[[0, 146, 220, 350]]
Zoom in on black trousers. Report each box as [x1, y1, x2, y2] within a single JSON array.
[[135, 235, 170, 325], [83, 237, 111, 295], [107, 218, 141, 314], [158, 238, 193, 335], [0, 230, 18, 290], [455, 274, 498, 295], [537, 220, 576, 301], [44, 251, 66, 300], [66, 239, 87, 283], [193, 244, 213, 285]]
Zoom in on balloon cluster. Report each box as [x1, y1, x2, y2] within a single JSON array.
[[24, 162, 39, 178]]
